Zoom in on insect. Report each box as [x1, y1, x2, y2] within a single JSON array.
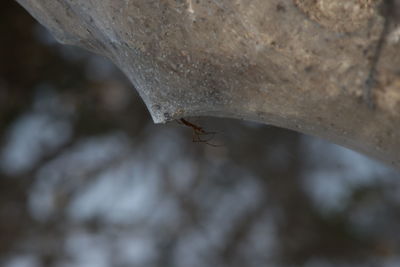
[[365, 0, 400, 108], [178, 118, 222, 147]]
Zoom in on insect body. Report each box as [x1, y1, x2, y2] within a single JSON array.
[[179, 118, 221, 147]]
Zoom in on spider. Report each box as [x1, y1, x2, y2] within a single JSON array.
[[178, 118, 222, 147]]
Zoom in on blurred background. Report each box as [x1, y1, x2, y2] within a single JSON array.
[[2, 2, 400, 267]]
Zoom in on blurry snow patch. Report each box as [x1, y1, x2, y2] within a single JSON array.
[[203, 173, 264, 235], [0, 113, 72, 175], [115, 234, 157, 266], [28, 133, 130, 221], [32, 84, 75, 115], [72, 129, 191, 227], [146, 195, 182, 231], [302, 136, 399, 214], [304, 172, 351, 214], [172, 173, 265, 267], [4, 255, 39, 267], [48, 133, 130, 173], [144, 127, 184, 163], [169, 159, 198, 192], [240, 214, 276, 265], [63, 231, 109, 267], [348, 199, 388, 236], [67, 157, 160, 224], [173, 229, 218, 267]]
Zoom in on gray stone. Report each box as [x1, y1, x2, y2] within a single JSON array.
[[17, 0, 400, 168]]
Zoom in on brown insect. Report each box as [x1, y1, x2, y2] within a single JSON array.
[[178, 118, 222, 147]]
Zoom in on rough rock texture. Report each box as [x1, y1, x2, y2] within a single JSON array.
[[17, 0, 400, 168]]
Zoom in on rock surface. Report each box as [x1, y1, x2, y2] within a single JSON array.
[[17, 0, 400, 168]]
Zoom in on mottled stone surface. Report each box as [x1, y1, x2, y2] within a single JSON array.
[[17, 0, 400, 168]]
